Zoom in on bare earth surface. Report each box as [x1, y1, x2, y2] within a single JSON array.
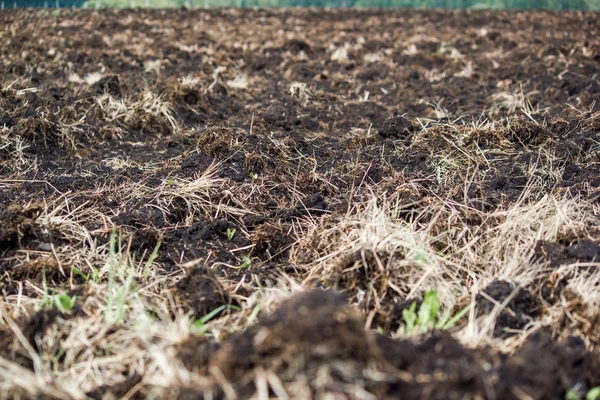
[[1, 8, 600, 399]]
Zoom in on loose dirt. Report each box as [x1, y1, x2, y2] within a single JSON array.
[[1, 8, 600, 400]]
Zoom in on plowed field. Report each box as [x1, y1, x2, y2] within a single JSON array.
[[1, 8, 600, 399]]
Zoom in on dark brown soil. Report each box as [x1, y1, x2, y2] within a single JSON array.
[[476, 280, 542, 338], [1, 8, 600, 399], [176, 290, 600, 399], [173, 265, 237, 319]]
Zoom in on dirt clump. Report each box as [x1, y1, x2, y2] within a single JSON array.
[[2, 8, 600, 399], [177, 289, 600, 399], [92, 75, 122, 97], [378, 113, 416, 141], [285, 39, 311, 54], [180, 290, 378, 397], [173, 265, 236, 319], [196, 126, 240, 156], [476, 280, 541, 337], [497, 331, 599, 399], [0, 202, 44, 253], [534, 239, 600, 269]]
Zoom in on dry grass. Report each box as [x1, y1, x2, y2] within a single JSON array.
[[97, 90, 178, 131], [294, 189, 597, 306], [3, 112, 600, 398], [146, 162, 252, 224], [2, 9, 600, 399], [0, 128, 35, 175]]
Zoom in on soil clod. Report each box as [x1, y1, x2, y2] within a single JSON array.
[[378, 113, 416, 140]]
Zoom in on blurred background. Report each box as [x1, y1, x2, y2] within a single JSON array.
[[4, 0, 600, 10]]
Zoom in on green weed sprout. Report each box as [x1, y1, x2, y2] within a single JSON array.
[[72, 265, 100, 282], [191, 304, 241, 335], [104, 229, 135, 324], [401, 290, 470, 334], [566, 390, 580, 400], [53, 293, 77, 312], [143, 239, 162, 279], [101, 229, 162, 324], [587, 387, 600, 400], [40, 265, 77, 313], [40, 292, 78, 313], [240, 255, 252, 269], [566, 387, 600, 400], [226, 227, 236, 241]]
